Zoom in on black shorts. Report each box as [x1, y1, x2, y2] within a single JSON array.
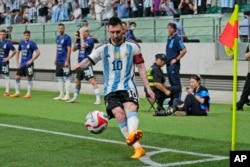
[[55, 63, 71, 77], [16, 64, 34, 77], [76, 65, 94, 81], [104, 90, 139, 119], [0, 64, 9, 75]]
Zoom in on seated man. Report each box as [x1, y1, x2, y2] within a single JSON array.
[[147, 53, 180, 116]]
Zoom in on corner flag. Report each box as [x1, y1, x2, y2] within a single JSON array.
[[219, 4, 239, 151], [219, 5, 239, 56]]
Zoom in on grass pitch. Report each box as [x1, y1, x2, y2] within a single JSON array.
[[0, 89, 250, 167]]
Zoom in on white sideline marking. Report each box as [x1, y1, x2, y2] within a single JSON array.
[[0, 123, 228, 166]]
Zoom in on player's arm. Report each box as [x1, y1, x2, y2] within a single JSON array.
[[15, 50, 20, 68], [3, 49, 17, 62], [66, 45, 71, 62], [137, 63, 155, 100], [72, 58, 91, 71], [31, 49, 40, 62], [72, 32, 79, 52]]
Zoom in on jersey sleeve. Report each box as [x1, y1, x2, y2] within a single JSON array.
[[31, 41, 39, 50], [133, 43, 144, 64], [67, 35, 72, 47], [8, 41, 15, 51], [88, 45, 103, 65]]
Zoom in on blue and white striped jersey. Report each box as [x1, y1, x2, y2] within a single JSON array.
[[89, 39, 143, 96]]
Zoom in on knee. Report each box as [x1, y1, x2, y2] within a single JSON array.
[[112, 107, 126, 122]]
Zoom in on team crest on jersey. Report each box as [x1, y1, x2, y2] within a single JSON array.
[[3, 44, 6, 49], [125, 52, 129, 57], [26, 44, 30, 49], [61, 39, 64, 44], [115, 52, 120, 58]]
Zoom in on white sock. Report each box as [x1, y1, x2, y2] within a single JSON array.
[[58, 77, 64, 97], [126, 111, 139, 134], [64, 77, 70, 97], [4, 75, 10, 93], [74, 86, 80, 99], [94, 88, 100, 101], [27, 80, 33, 95], [119, 121, 128, 139], [126, 112, 141, 148], [15, 80, 20, 94]]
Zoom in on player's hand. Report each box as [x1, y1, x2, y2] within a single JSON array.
[[170, 58, 177, 65], [3, 57, 8, 62], [146, 88, 155, 100], [26, 59, 32, 65], [64, 61, 69, 67], [16, 63, 21, 68], [72, 63, 80, 71]]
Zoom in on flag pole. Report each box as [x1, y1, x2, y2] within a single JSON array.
[[231, 4, 239, 151]]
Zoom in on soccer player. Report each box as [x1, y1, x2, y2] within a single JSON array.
[[72, 16, 155, 159], [0, 29, 17, 96], [10, 30, 40, 98], [53, 23, 72, 101], [66, 27, 101, 104]]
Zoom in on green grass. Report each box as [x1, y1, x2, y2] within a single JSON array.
[[0, 89, 250, 167]]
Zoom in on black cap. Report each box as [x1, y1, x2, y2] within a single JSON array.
[[155, 54, 166, 60]]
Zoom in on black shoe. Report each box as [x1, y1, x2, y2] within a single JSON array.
[[236, 106, 243, 111], [231, 106, 243, 111], [246, 99, 250, 106]]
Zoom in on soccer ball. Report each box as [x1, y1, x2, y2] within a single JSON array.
[[84, 110, 109, 134]]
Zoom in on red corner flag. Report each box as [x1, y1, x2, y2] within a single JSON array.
[[219, 4, 239, 56]]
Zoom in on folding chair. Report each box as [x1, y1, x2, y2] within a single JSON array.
[[146, 97, 158, 112], [145, 90, 158, 112]]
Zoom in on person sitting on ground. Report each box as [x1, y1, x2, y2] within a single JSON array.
[[147, 53, 180, 116], [172, 75, 210, 116]]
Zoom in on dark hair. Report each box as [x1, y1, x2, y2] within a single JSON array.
[[189, 75, 201, 82], [121, 21, 127, 26], [108, 16, 122, 27], [129, 21, 136, 26], [58, 23, 64, 27], [168, 23, 177, 31], [0, 29, 6, 33], [23, 30, 30, 35]]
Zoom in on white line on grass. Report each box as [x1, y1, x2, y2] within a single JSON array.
[[0, 123, 228, 167]]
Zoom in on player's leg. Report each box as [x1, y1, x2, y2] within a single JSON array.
[[89, 78, 101, 105], [10, 68, 22, 97], [23, 64, 34, 98], [66, 78, 81, 103], [62, 65, 71, 101], [54, 64, 64, 100], [105, 93, 129, 140], [85, 66, 101, 104], [2, 64, 10, 96], [123, 91, 145, 158]]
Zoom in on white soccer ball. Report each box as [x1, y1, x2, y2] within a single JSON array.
[[84, 110, 109, 134]]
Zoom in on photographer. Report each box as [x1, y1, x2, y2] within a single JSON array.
[[37, 0, 49, 23], [172, 75, 210, 116]]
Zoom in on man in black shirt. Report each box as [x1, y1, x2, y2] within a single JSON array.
[[147, 53, 180, 115]]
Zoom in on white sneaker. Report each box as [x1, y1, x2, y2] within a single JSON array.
[[66, 98, 77, 103], [94, 100, 101, 105], [53, 95, 63, 100], [61, 95, 70, 101]]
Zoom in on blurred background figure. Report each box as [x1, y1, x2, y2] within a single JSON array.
[[239, 10, 250, 42]]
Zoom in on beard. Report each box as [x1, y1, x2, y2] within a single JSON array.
[[111, 37, 123, 45]]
